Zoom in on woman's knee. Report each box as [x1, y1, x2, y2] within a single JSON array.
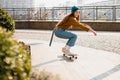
[[72, 34, 77, 39]]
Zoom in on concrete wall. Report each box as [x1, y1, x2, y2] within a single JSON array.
[[15, 21, 120, 31]]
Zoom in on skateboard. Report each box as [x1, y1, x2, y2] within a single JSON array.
[[63, 53, 78, 61]]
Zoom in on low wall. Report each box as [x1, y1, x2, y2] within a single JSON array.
[[15, 21, 120, 31]]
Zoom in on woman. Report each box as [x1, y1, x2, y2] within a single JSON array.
[[55, 6, 97, 54]]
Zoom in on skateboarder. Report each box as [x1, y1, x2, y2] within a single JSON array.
[[54, 6, 97, 54]]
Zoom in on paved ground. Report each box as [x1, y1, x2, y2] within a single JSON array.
[[18, 39, 120, 80], [14, 30, 120, 54], [14, 30, 120, 80]]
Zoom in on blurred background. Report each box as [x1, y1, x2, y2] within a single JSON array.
[[0, 0, 120, 21], [0, 0, 120, 30]]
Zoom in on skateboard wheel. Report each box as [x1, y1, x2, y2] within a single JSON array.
[[70, 57, 74, 61], [63, 54, 66, 56], [71, 55, 74, 58], [69, 57, 72, 60], [75, 56, 77, 59]]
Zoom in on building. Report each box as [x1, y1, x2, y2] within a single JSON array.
[[0, 0, 33, 8], [84, 0, 120, 6], [77, 0, 83, 5], [0, 0, 78, 8]]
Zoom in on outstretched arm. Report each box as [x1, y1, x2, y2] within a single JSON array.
[[85, 24, 97, 36], [70, 17, 97, 36]]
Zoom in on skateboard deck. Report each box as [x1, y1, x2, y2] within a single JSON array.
[[63, 53, 78, 61]]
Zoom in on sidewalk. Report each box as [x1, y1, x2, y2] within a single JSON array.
[[14, 30, 120, 54], [18, 38, 120, 80]]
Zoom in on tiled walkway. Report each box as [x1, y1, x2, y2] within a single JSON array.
[[19, 38, 120, 80], [15, 30, 120, 80]]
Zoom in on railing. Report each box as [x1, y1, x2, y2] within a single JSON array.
[[4, 6, 120, 22]]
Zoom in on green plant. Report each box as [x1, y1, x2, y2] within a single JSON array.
[[0, 27, 31, 80], [31, 68, 61, 80], [0, 8, 15, 32]]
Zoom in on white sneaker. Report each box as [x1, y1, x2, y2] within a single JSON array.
[[62, 47, 71, 54]]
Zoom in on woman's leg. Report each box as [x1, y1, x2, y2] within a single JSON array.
[[66, 33, 77, 47], [55, 29, 77, 54], [62, 33, 77, 54]]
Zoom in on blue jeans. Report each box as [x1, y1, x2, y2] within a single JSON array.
[[55, 29, 77, 47]]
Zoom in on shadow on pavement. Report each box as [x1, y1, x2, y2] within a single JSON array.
[[32, 55, 76, 68], [90, 64, 120, 80], [29, 43, 43, 45], [32, 58, 64, 68], [57, 55, 77, 62]]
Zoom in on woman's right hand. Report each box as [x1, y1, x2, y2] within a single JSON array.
[[92, 30, 97, 36], [89, 28, 97, 36], [85, 24, 97, 36]]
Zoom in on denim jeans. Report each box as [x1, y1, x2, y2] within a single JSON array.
[[55, 29, 77, 47]]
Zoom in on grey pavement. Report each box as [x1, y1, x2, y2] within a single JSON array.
[[14, 30, 120, 80], [14, 30, 120, 54]]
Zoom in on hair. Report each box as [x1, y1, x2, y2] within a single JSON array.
[[56, 11, 80, 27]]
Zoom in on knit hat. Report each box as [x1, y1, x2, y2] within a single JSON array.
[[71, 6, 79, 12]]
